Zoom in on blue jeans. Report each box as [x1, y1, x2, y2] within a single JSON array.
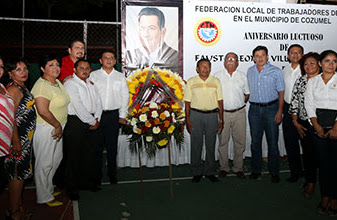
[[248, 102, 280, 175]]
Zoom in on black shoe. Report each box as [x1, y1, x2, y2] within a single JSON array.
[[249, 172, 261, 180], [271, 174, 280, 183], [206, 175, 219, 183], [219, 170, 228, 178], [286, 176, 299, 183], [67, 191, 80, 201], [109, 176, 118, 184], [191, 175, 202, 183]]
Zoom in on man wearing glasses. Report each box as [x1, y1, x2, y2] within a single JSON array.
[[214, 52, 250, 179]]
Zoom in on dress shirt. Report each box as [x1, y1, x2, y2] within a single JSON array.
[[283, 64, 301, 104], [247, 62, 285, 103], [184, 75, 223, 111], [214, 69, 250, 110], [304, 73, 337, 119], [64, 74, 102, 126], [289, 74, 309, 121], [89, 68, 129, 118]]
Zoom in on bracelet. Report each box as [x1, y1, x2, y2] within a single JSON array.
[[292, 119, 297, 123], [219, 120, 224, 123]]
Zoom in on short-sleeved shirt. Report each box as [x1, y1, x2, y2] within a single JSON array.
[[247, 63, 285, 103], [31, 78, 70, 125], [214, 69, 250, 110], [184, 75, 223, 111]]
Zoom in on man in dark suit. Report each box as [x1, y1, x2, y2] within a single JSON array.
[[124, 7, 178, 75]]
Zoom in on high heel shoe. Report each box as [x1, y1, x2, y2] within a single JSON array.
[[52, 191, 61, 197], [46, 200, 63, 207]]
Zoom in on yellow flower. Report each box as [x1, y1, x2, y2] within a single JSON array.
[[145, 121, 151, 128], [28, 129, 34, 141], [168, 125, 175, 134], [159, 112, 166, 120], [141, 106, 149, 112], [157, 138, 168, 147], [26, 99, 35, 109]]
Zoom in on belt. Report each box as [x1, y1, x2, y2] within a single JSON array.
[[191, 108, 219, 114], [250, 99, 278, 107], [103, 109, 119, 113], [224, 105, 245, 113]]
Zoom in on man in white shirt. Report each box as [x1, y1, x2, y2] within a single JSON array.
[[282, 44, 304, 183], [90, 49, 129, 185], [214, 52, 250, 179], [63, 59, 103, 200]]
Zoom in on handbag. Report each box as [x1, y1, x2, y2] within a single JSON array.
[[316, 108, 337, 129]]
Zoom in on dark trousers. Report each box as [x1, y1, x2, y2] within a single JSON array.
[[63, 115, 99, 192], [299, 119, 317, 183], [312, 130, 337, 199], [95, 110, 119, 181], [282, 103, 302, 178], [0, 156, 6, 193], [190, 110, 218, 176]]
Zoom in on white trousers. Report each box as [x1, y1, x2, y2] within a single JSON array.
[[33, 123, 63, 203]]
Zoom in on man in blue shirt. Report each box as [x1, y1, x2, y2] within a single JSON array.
[[247, 45, 285, 183]]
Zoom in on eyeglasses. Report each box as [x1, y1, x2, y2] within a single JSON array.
[[226, 57, 237, 61]]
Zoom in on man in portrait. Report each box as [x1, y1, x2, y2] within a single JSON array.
[[124, 7, 178, 75]]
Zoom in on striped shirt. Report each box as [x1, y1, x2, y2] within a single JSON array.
[[0, 84, 14, 157], [247, 63, 285, 103]]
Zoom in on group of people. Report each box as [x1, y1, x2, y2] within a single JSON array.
[[0, 39, 337, 217], [0, 40, 129, 219], [185, 45, 337, 216]]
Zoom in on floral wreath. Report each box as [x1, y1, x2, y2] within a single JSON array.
[[124, 68, 186, 157]]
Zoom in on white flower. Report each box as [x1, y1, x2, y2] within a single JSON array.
[[133, 125, 139, 134], [151, 111, 159, 118], [146, 136, 153, 142], [139, 114, 147, 122], [164, 110, 170, 117], [171, 112, 176, 123], [131, 118, 137, 126], [153, 126, 160, 134], [149, 102, 158, 109]]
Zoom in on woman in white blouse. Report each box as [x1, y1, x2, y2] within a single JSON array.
[[304, 50, 337, 216]]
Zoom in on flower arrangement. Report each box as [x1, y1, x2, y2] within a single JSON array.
[[127, 68, 185, 110], [124, 68, 185, 157]]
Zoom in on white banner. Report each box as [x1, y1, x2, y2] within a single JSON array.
[[184, 1, 337, 80]]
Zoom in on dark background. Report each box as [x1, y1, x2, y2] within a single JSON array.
[[1, 0, 120, 21]]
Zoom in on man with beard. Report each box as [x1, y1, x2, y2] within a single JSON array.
[[59, 40, 85, 83]]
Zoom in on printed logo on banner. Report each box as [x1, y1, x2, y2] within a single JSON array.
[[194, 18, 221, 46]]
